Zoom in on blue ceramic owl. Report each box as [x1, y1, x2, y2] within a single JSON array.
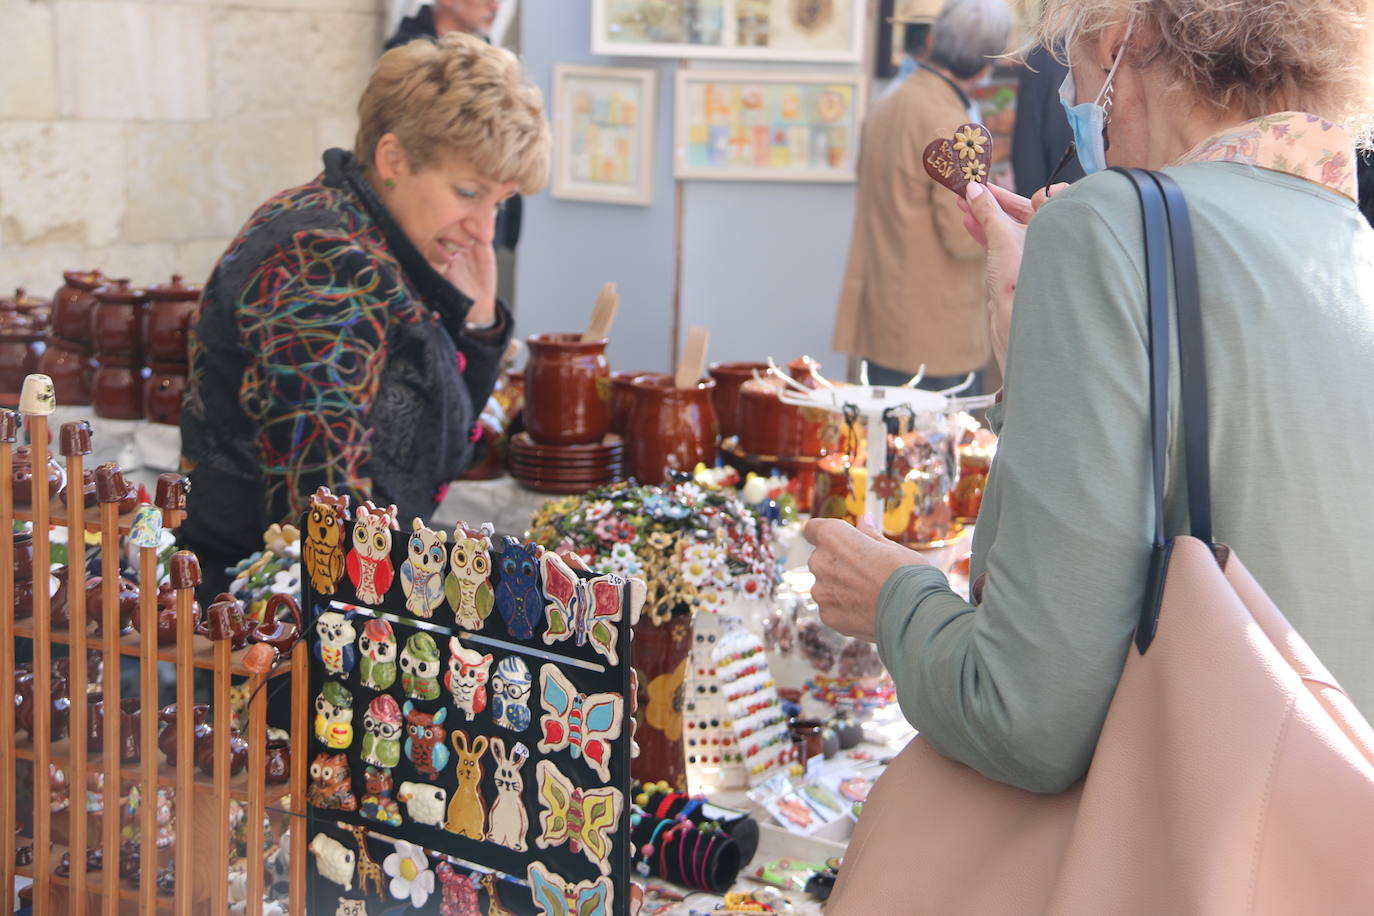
[[490, 654, 532, 732], [494, 538, 544, 641]]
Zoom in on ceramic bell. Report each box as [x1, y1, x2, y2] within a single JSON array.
[[19, 374, 55, 415]]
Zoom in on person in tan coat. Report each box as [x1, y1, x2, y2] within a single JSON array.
[[832, 0, 1012, 391]]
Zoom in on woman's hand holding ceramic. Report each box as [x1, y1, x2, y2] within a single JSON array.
[[803, 517, 932, 643]]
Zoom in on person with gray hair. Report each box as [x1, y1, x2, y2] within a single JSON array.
[[832, 0, 1013, 392]]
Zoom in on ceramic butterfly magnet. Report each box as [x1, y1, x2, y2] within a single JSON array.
[[923, 123, 993, 196], [303, 487, 350, 596], [534, 758, 623, 875], [308, 753, 357, 811], [315, 611, 358, 676], [494, 537, 546, 641], [445, 638, 493, 721], [358, 618, 397, 690], [360, 694, 402, 769], [400, 518, 448, 618], [313, 681, 354, 750], [539, 551, 625, 666], [537, 664, 623, 783], [444, 730, 489, 840], [490, 654, 533, 733], [444, 525, 495, 629], [527, 862, 614, 916], [399, 631, 442, 701], [403, 700, 449, 779], [346, 501, 399, 605]]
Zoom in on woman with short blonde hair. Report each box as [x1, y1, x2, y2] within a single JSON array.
[[181, 32, 550, 593]]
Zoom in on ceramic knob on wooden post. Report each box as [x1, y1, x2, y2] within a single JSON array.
[[155, 473, 189, 528], [0, 409, 18, 443], [93, 463, 137, 514], [59, 420, 92, 457], [169, 551, 202, 591]]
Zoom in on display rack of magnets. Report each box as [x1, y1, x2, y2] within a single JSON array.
[[712, 622, 789, 786], [685, 613, 745, 793]]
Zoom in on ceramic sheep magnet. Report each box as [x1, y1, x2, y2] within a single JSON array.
[[314, 681, 354, 750], [360, 765, 403, 827], [309, 833, 355, 891], [397, 781, 447, 828], [303, 487, 350, 596], [444, 730, 488, 841], [494, 538, 545, 641], [346, 501, 399, 605], [315, 611, 358, 676], [308, 753, 357, 812], [358, 618, 397, 690], [403, 700, 450, 779], [400, 519, 448, 618], [444, 639, 493, 721], [490, 655, 533, 733], [400, 631, 443, 700], [486, 738, 530, 852], [445, 527, 495, 630], [360, 695, 403, 769]]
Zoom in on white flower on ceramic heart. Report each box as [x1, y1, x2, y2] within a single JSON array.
[[382, 840, 435, 907]]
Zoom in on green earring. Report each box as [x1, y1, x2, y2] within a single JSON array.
[[384, 178, 395, 190]]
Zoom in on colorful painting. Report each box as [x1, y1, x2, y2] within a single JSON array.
[[594, 0, 862, 62], [674, 70, 863, 181], [553, 65, 656, 206]]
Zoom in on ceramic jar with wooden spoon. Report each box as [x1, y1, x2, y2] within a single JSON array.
[[626, 326, 718, 484]]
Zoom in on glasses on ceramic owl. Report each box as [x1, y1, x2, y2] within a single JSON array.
[[366, 717, 402, 740], [492, 678, 529, 702]]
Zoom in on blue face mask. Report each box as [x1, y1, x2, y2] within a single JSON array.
[[1058, 25, 1132, 174]]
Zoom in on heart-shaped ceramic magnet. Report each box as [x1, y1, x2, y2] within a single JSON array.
[[923, 123, 993, 195]]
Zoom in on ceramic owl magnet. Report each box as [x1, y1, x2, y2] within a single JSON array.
[[445, 526, 495, 630], [314, 681, 354, 750], [358, 618, 397, 690], [308, 753, 357, 811], [333, 900, 366, 916], [444, 638, 493, 721], [360, 694, 402, 769], [359, 765, 403, 827], [494, 537, 545, 641], [403, 700, 450, 779], [443, 730, 488, 841], [399, 631, 442, 700], [304, 487, 350, 596], [315, 611, 358, 676], [400, 519, 448, 618], [346, 501, 399, 605], [491, 654, 533, 733]]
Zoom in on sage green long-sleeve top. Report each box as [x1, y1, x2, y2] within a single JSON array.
[[877, 162, 1374, 793]]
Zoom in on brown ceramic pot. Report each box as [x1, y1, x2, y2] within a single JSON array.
[[0, 329, 43, 393], [196, 592, 252, 648], [158, 703, 211, 764], [523, 332, 610, 445], [195, 726, 248, 777], [86, 575, 140, 636], [1, 288, 50, 331], [708, 361, 769, 440], [37, 338, 94, 405], [609, 370, 650, 437], [625, 374, 718, 485], [11, 445, 67, 505], [142, 365, 186, 426], [60, 420, 93, 457], [12, 531, 33, 619], [93, 463, 138, 513], [51, 270, 103, 344], [736, 357, 832, 459], [92, 356, 145, 420], [249, 592, 303, 655], [142, 275, 201, 364], [61, 468, 97, 510], [132, 582, 201, 646], [14, 668, 70, 740], [264, 738, 291, 785], [90, 279, 149, 358]]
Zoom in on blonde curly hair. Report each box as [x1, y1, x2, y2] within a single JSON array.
[[1024, 0, 1374, 142], [355, 32, 550, 194]]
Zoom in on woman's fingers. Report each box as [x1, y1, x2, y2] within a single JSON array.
[[1031, 182, 1070, 212], [987, 182, 1035, 223]]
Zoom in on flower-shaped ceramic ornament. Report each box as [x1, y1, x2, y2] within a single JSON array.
[[383, 840, 435, 907]]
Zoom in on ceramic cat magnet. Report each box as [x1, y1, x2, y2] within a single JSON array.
[[359, 765, 403, 827], [540, 551, 625, 665], [309, 833, 355, 891], [360, 695, 402, 769], [445, 526, 495, 629], [308, 753, 357, 811], [494, 537, 545, 640], [346, 501, 399, 605], [534, 758, 622, 875], [527, 862, 614, 916], [403, 700, 449, 779], [400, 519, 448, 618], [314, 681, 354, 750], [491, 654, 532, 732], [443, 730, 488, 840], [315, 611, 358, 676], [396, 781, 447, 828], [358, 618, 397, 690], [304, 487, 350, 596], [486, 737, 530, 852], [399, 631, 442, 700], [445, 638, 492, 721], [537, 664, 623, 782], [923, 123, 993, 195]]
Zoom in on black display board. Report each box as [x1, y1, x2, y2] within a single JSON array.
[[302, 491, 637, 916]]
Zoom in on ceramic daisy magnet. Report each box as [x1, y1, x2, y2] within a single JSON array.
[[313, 681, 354, 750], [382, 840, 435, 908], [400, 518, 448, 618], [307, 753, 357, 811], [445, 526, 494, 629], [403, 700, 449, 779], [399, 631, 442, 700], [303, 487, 350, 596], [444, 638, 492, 721], [443, 730, 488, 840], [527, 862, 613, 916], [534, 758, 622, 875], [346, 501, 399, 605], [360, 695, 403, 769], [314, 611, 358, 676], [309, 833, 355, 891], [358, 618, 397, 690], [490, 654, 532, 732]]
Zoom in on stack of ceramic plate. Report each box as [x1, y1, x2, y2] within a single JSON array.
[[508, 432, 624, 494]]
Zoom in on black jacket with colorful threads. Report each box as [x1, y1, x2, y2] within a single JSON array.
[[180, 149, 511, 581]]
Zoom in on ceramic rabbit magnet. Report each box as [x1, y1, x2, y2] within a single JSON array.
[[309, 833, 355, 891], [444, 638, 493, 721], [308, 753, 357, 811], [444, 730, 488, 841], [539, 551, 625, 665], [527, 862, 613, 916], [359, 765, 403, 827], [396, 781, 447, 828], [358, 618, 397, 690], [490, 654, 533, 733], [314, 681, 354, 750], [399, 631, 442, 700], [403, 700, 449, 779], [494, 537, 545, 641], [534, 758, 621, 874], [923, 123, 993, 195], [315, 611, 358, 676], [346, 501, 399, 605], [537, 664, 623, 782], [445, 526, 495, 629], [400, 519, 448, 618], [486, 738, 530, 852], [360, 694, 402, 769], [303, 487, 350, 596]]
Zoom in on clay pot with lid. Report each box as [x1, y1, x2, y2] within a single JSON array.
[[11, 445, 67, 505], [143, 365, 186, 425], [0, 288, 49, 331], [130, 582, 202, 646], [142, 275, 201, 364], [38, 339, 94, 405], [737, 356, 834, 459], [609, 370, 650, 436], [708, 361, 769, 441], [51, 270, 103, 344], [523, 332, 610, 445], [625, 374, 718, 485], [0, 329, 44, 395], [12, 531, 34, 619], [93, 356, 145, 420], [90, 279, 148, 357]]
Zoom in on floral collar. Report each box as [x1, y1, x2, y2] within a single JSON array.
[[1174, 112, 1357, 202]]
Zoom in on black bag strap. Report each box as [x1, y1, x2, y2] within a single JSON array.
[[1112, 168, 1214, 653]]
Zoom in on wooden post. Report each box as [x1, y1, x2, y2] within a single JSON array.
[[27, 405, 52, 916], [59, 421, 91, 916], [212, 637, 231, 916], [0, 409, 18, 912], [96, 468, 122, 908], [138, 541, 159, 913], [246, 671, 266, 916], [288, 638, 307, 916], [168, 551, 200, 916]]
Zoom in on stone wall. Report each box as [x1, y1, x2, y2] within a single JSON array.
[[0, 0, 384, 296]]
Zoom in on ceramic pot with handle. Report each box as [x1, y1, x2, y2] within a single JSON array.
[[89, 279, 148, 358], [51, 270, 103, 344], [625, 374, 717, 485], [523, 332, 610, 445], [37, 338, 94, 405], [708, 361, 769, 441]]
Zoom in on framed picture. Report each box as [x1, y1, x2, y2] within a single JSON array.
[[552, 64, 657, 206], [594, 0, 864, 63], [673, 69, 864, 182]]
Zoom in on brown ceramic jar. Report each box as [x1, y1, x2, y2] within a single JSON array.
[[609, 370, 650, 436], [38, 338, 94, 405], [92, 356, 145, 420], [158, 703, 211, 764], [11, 445, 67, 505], [708, 361, 769, 440], [625, 374, 718, 485], [132, 582, 201, 646], [264, 738, 291, 785], [12, 531, 34, 620], [524, 333, 610, 445], [142, 275, 201, 364], [736, 356, 831, 458], [90, 279, 149, 358], [142, 365, 186, 425], [0, 328, 44, 393], [51, 270, 103, 344], [86, 575, 140, 636]]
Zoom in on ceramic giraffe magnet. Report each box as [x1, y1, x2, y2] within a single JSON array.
[[313, 681, 354, 749], [346, 501, 399, 605], [445, 524, 495, 629], [400, 518, 448, 618], [360, 694, 402, 769], [494, 537, 545, 641], [527, 862, 614, 916], [399, 631, 442, 700], [490, 654, 533, 733], [444, 729, 489, 841], [308, 752, 357, 811], [445, 638, 493, 721], [534, 758, 622, 875], [537, 664, 623, 782], [358, 618, 397, 690], [403, 700, 449, 779], [304, 487, 350, 596], [315, 610, 358, 676], [923, 123, 993, 195]]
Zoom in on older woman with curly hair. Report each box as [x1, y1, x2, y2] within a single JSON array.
[[181, 33, 549, 589], [808, 0, 1374, 793]]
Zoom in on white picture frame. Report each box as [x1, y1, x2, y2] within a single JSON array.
[[593, 0, 864, 63], [552, 64, 658, 206], [673, 69, 865, 182]]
